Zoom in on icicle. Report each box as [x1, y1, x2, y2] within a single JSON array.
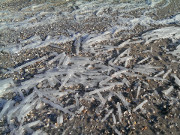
[[133, 100, 148, 112], [146, 76, 167, 81], [62, 56, 71, 66], [125, 58, 130, 67], [137, 56, 149, 64], [97, 92, 106, 105], [113, 48, 132, 64], [116, 102, 122, 123], [114, 92, 130, 109], [23, 120, 42, 128], [113, 127, 122, 135], [112, 113, 117, 124], [57, 115, 63, 124], [122, 78, 130, 87], [0, 78, 14, 97], [76, 106, 85, 114], [163, 86, 174, 96], [124, 72, 141, 77], [87, 85, 115, 95], [119, 47, 131, 57], [143, 81, 149, 86], [171, 74, 180, 87], [32, 130, 48, 135], [59, 70, 74, 90], [7, 91, 36, 124], [58, 52, 66, 65], [17, 98, 38, 122], [84, 31, 111, 46], [0, 100, 15, 120], [101, 109, 113, 122], [75, 93, 79, 107], [99, 77, 112, 86], [111, 69, 128, 78], [136, 85, 141, 99], [41, 98, 74, 116], [74, 36, 81, 55], [133, 64, 160, 75], [158, 56, 162, 60], [117, 39, 131, 49], [154, 70, 164, 77], [48, 53, 64, 65], [163, 69, 172, 79]]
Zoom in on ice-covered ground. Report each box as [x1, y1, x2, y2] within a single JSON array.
[[0, 0, 180, 134]]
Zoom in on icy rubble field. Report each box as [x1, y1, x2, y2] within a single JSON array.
[[0, 0, 180, 134]]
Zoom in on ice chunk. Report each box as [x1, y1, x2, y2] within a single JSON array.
[[133, 64, 160, 75], [137, 56, 150, 64], [163, 86, 174, 96], [114, 92, 129, 110], [75, 93, 79, 107], [116, 102, 122, 123], [122, 78, 130, 87], [111, 69, 128, 78], [62, 56, 71, 66], [112, 113, 117, 124], [76, 106, 85, 114], [58, 52, 66, 65], [84, 31, 111, 46], [17, 99, 38, 122], [113, 48, 131, 64], [0, 100, 15, 120], [24, 120, 42, 128], [73, 36, 81, 55], [124, 72, 141, 77], [32, 130, 48, 135], [171, 74, 180, 87], [117, 39, 131, 49], [59, 70, 74, 90], [133, 100, 148, 112], [7, 91, 36, 123], [41, 98, 74, 116], [146, 76, 168, 81], [163, 69, 172, 79], [113, 127, 122, 135], [97, 92, 106, 105], [169, 44, 180, 59], [142, 27, 180, 44], [48, 53, 65, 65], [101, 109, 113, 122], [57, 115, 63, 124], [0, 78, 14, 97], [136, 85, 141, 99], [154, 70, 164, 77], [87, 85, 115, 95]]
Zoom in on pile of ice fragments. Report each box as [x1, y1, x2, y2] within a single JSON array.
[[1, 26, 180, 134], [0, 0, 180, 134]]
